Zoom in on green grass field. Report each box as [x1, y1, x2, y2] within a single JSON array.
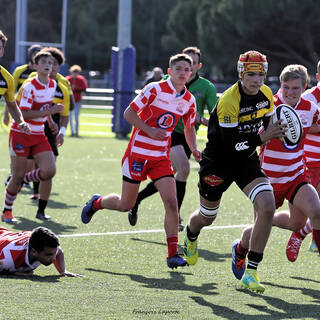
[[0, 108, 320, 320]]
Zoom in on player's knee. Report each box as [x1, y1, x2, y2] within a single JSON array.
[[199, 203, 219, 225], [119, 199, 137, 212], [40, 168, 56, 180], [163, 196, 178, 213]]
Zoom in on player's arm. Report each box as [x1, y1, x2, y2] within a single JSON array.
[[56, 84, 70, 147], [184, 125, 201, 162], [53, 247, 83, 278], [200, 82, 218, 127], [124, 106, 167, 140]]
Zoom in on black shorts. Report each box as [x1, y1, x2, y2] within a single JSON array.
[[171, 131, 191, 159], [198, 153, 267, 201], [44, 123, 58, 156]]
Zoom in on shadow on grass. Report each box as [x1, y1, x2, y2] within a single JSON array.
[[130, 237, 230, 263], [1, 275, 61, 283], [189, 278, 320, 320], [10, 216, 77, 234], [25, 198, 79, 210], [86, 267, 218, 296]]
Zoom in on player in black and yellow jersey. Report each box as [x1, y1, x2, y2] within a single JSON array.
[[0, 30, 29, 133], [184, 51, 286, 293], [12, 44, 42, 92]]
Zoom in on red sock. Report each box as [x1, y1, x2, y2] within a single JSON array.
[[237, 241, 248, 258], [167, 235, 178, 259], [92, 197, 103, 210], [312, 229, 320, 253]]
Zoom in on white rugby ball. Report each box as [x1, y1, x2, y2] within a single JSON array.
[[272, 104, 302, 146]]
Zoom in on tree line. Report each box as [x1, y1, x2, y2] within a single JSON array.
[[1, 0, 320, 81]]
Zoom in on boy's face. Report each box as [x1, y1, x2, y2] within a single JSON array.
[[241, 71, 265, 95], [31, 246, 57, 266], [187, 53, 202, 79], [36, 56, 53, 76], [281, 78, 304, 107], [51, 57, 60, 77], [168, 60, 192, 87]]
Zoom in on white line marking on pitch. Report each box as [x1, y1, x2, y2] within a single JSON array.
[[58, 224, 249, 238]]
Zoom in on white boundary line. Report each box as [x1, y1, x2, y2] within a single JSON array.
[[58, 224, 250, 238]]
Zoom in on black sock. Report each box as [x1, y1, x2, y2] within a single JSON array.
[[186, 225, 200, 242], [247, 251, 263, 270], [135, 181, 158, 206], [33, 181, 39, 194], [175, 180, 186, 211], [38, 199, 48, 213]]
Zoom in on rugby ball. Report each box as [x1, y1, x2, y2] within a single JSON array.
[[272, 104, 302, 146]]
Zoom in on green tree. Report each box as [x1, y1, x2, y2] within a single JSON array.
[[165, 0, 320, 78]]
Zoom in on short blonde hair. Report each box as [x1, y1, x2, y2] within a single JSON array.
[[279, 64, 309, 87], [70, 64, 82, 73]]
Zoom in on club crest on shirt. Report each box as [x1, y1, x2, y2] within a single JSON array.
[[176, 103, 184, 114], [157, 112, 175, 129]]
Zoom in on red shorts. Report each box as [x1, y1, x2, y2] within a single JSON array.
[[306, 166, 320, 188], [121, 153, 174, 182], [9, 131, 52, 157], [273, 174, 309, 209]]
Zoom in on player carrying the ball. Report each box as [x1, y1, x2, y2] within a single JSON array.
[[81, 53, 201, 269], [183, 50, 286, 293], [235, 64, 320, 287]]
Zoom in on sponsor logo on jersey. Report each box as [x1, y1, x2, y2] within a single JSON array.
[[235, 141, 249, 151], [40, 103, 51, 111], [256, 101, 269, 109], [132, 161, 144, 172], [203, 174, 224, 187], [157, 112, 175, 129], [14, 143, 25, 151], [240, 107, 253, 113], [251, 111, 257, 120], [224, 116, 231, 123]]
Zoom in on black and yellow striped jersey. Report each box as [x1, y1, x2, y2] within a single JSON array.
[[12, 64, 34, 92], [203, 81, 274, 162], [0, 65, 15, 102]]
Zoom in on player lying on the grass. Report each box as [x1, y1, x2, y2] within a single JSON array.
[[128, 46, 218, 232], [0, 227, 82, 277], [81, 53, 201, 269], [234, 65, 320, 278], [183, 50, 286, 293]]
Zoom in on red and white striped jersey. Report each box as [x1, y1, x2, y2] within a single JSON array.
[[302, 84, 320, 168], [126, 78, 196, 160], [0, 229, 41, 273], [260, 91, 320, 186], [11, 75, 57, 135]]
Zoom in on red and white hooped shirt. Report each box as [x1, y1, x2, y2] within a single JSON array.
[[0, 228, 40, 273], [302, 84, 320, 168], [125, 78, 196, 161], [260, 91, 320, 187], [11, 75, 57, 135]]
